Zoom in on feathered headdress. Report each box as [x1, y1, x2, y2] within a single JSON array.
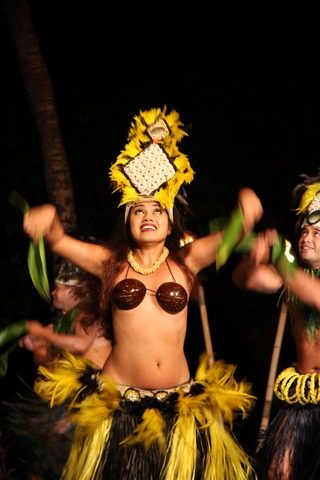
[[109, 107, 195, 219], [293, 173, 320, 228]]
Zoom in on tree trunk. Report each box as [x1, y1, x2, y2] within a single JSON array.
[[3, 0, 77, 226]]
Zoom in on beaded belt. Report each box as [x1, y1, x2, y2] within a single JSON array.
[[117, 379, 193, 402]]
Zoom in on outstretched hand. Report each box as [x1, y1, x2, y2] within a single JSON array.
[[23, 204, 64, 245], [249, 228, 279, 266], [20, 322, 53, 351], [216, 188, 264, 270], [238, 188, 264, 233]]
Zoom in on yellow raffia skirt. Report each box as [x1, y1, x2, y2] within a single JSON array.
[[34, 352, 257, 480]]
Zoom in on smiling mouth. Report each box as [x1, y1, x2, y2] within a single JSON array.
[[141, 225, 156, 232]]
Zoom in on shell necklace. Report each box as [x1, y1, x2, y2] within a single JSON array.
[[127, 247, 169, 275]]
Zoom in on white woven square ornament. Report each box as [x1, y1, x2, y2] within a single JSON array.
[[308, 192, 320, 213], [123, 143, 176, 195]]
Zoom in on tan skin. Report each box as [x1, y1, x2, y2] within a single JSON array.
[[233, 224, 320, 375], [20, 282, 112, 369], [233, 224, 320, 479], [23, 188, 263, 390]]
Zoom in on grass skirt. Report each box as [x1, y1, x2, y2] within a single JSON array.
[[256, 403, 320, 480], [256, 366, 320, 479], [1, 381, 74, 480], [34, 352, 257, 480]]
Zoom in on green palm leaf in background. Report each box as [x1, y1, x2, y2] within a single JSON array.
[[0, 191, 51, 376]]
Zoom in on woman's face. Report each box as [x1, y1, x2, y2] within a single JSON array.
[[129, 201, 171, 244]]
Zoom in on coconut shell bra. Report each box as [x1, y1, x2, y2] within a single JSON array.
[[112, 260, 188, 315]]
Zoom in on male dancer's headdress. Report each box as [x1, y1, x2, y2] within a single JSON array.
[[293, 171, 320, 229], [109, 107, 195, 222], [54, 259, 86, 286]]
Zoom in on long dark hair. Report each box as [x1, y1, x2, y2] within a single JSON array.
[[54, 228, 113, 340], [70, 273, 112, 340], [100, 199, 197, 315]]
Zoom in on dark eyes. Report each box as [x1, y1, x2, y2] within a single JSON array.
[[301, 230, 320, 237], [134, 208, 162, 215]]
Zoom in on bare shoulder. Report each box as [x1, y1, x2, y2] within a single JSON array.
[[183, 231, 223, 275]]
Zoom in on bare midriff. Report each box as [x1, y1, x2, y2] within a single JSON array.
[[291, 314, 320, 373], [102, 299, 190, 389]]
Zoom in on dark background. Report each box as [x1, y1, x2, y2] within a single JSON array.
[[1, 3, 320, 455]]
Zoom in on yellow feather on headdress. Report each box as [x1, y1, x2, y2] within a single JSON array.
[[296, 182, 320, 215], [109, 107, 195, 212]]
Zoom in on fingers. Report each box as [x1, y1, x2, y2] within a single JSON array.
[[23, 204, 56, 242], [19, 334, 36, 351], [23, 214, 43, 242], [266, 228, 279, 246], [250, 229, 279, 265], [238, 188, 264, 231]]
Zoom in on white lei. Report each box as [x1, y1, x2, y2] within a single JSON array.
[[127, 247, 169, 275]]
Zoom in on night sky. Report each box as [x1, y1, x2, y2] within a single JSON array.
[[3, 5, 320, 225], [1, 3, 320, 453]]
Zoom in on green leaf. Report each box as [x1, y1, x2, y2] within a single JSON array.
[[27, 236, 51, 303], [216, 208, 244, 270], [8, 190, 51, 304], [8, 190, 30, 214], [0, 320, 27, 376], [0, 346, 15, 377], [234, 231, 257, 253], [0, 319, 26, 347]]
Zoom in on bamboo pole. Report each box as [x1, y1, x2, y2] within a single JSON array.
[[198, 278, 226, 428], [198, 281, 214, 367], [256, 299, 288, 450]]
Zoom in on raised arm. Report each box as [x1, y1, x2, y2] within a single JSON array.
[[233, 227, 320, 311], [237, 187, 264, 233], [186, 187, 264, 274], [23, 204, 109, 278]]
